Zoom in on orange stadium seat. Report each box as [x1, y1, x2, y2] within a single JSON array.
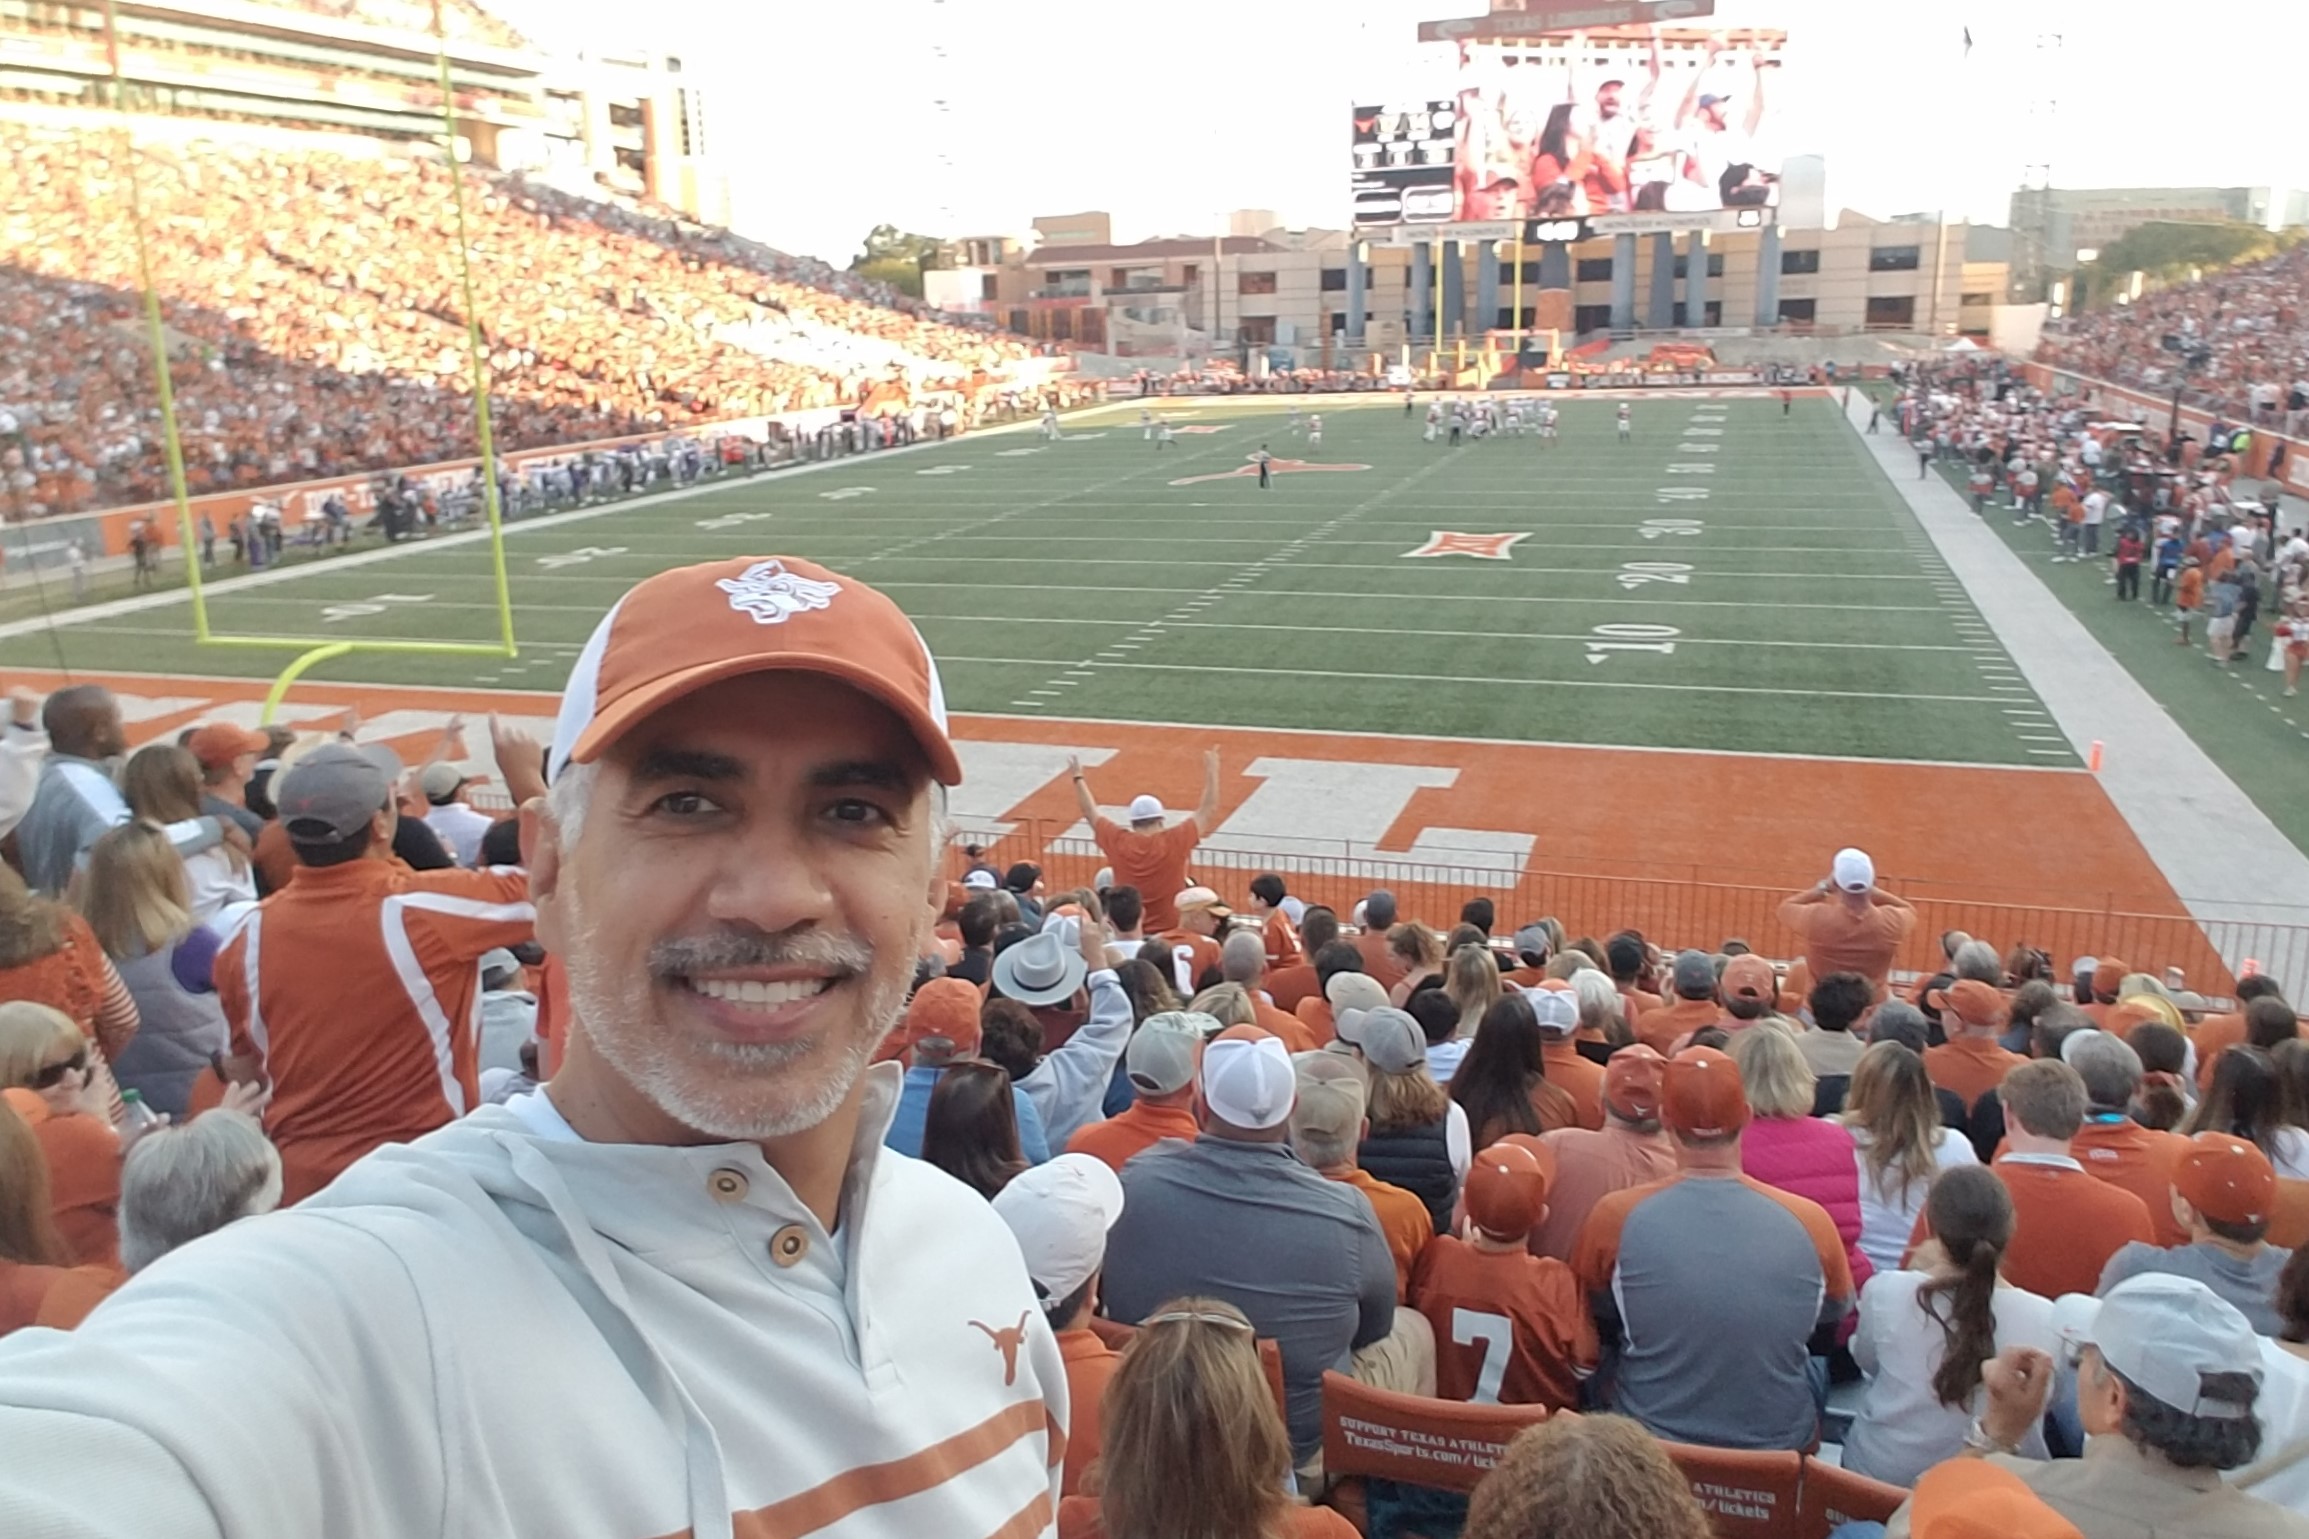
[[1795, 1456, 1910, 1539], [1659, 1442, 1805, 1539], [1319, 1371, 1554, 1492]]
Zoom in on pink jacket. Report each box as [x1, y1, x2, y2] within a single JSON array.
[[1740, 1115, 1874, 1297]]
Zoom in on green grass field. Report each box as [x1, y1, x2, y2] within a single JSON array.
[[0, 395, 2079, 767]]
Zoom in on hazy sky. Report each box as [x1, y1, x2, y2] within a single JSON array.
[[488, 0, 2309, 266]]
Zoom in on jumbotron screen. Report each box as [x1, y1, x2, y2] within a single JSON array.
[[1351, 27, 1789, 230]]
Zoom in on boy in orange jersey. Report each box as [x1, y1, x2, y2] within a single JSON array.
[[1411, 1138, 1597, 1408]]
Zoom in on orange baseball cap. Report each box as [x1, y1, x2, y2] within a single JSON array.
[[1663, 1046, 1749, 1139], [1909, 1460, 2083, 1539], [185, 722, 269, 770], [2092, 957, 2131, 998], [900, 977, 983, 1058], [1928, 978, 2011, 1030], [1721, 954, 1777, 1004], [2175, 1132, 2276, 1226], [1602, 1043, 1667, 1119], [548, 556, 960, 785], [1464, 1139, 1556, 1238]]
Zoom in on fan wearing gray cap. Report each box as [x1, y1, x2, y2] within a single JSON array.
[[1066, 1012, 1211, 1172], [1634, 950, 1725, 1054], [1887, 1275, 2307, 1539], [1778, 846, 1919, 998], [416, 759, 496, 868], [1344, 1005, 1470, 1237], [1290, 1055, 1433, 1305], [992, 1155, 1127, 1499], [988, 905, 1134, 1149], [212, 742, 536, 1203], [1101, 1029, 1401, 1469]]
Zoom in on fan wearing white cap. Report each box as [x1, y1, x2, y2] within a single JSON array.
[[1067, 746, 1222, 935], [0, 557, 1069, 1536], [1101, 1027, 1403, 1468], [1902, 1275, 2300, 1539], [1777, 845, 1919, 997], [987, 900, 1136, 1149], [993, 1155, 1127, 1498]]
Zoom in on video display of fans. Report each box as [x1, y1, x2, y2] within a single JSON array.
[[1351, 26, 1788, 230]]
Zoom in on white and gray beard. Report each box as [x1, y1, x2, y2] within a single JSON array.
[[560, 890, 920, 1142]]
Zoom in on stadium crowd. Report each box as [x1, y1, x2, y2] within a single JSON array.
[[2036, 242, 2309, 435], [0, 125, 1032, 516], [0, 554, 2303, 1538], [1885, 354, 2309, 690]]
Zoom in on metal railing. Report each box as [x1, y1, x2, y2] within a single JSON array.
[[953, 820, 2308, 999]]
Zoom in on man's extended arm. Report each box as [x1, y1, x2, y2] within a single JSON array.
[[1192, 747, 1222, 837], [1065, 754, 1100, 829]]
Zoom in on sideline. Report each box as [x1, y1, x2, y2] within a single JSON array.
[[1840, 392, 2309, 967], [0, 407, 1086, 644]]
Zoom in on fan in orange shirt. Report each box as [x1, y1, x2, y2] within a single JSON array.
[[1154, 887, 1230, 998], [1291, 1056, 1433, 1301], [1068, 1012, 1207, 1174], [1247, 874, 1303, 972], [1069, 750, 1222, 935], [1412, 1138, 1597, 1409]]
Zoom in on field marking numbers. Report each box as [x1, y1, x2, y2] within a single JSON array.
[[1640, 518, 1705, 539], [1618, 562, 1694, 589], [536, 546, 627, 570], [322, 592, 433, 624], [1586, 622, 1681, 665]]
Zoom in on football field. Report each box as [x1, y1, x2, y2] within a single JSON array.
[[0, 393, 2077, 769]]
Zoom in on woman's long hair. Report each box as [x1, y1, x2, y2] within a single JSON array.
[[1444, 943, 1502, 1038], [1096, 1296, 1298, 1539], [919, 1063, 1026, 1200], [2186, 1045, 2290, 1162], [0, 1100, 69, 1267], [1840, 1042, 1940, 1202], [1450, 993, 1577, 1145], [1915, 1165, 2015, 1409], [1115, 960, 1179, 1026], [0, 865, 65, 970], [122, 745, 247, 872], [1388, 922, 1441, 976], [77, 821, 195, 961]]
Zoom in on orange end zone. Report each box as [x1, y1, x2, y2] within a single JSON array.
[[50, 668, 2216, 987]]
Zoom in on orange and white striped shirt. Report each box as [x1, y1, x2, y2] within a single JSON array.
[[217, 857, 534, 1202]]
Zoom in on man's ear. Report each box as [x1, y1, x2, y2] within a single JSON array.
[[522, 798, 567, 954]]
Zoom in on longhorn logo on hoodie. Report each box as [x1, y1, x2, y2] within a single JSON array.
[[971, 1312, 1031, 1386]]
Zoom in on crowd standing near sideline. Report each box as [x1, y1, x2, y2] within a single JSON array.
[[0, 551, 2296, 1536], [1888, 353, 2309, 691]]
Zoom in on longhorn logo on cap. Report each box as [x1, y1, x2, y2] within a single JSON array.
[[717, 559, 841, 625]]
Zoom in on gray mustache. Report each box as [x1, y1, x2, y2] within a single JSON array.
[[650, 931, 873, 978]]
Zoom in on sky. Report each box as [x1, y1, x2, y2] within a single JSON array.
[[488, 0, 2309, 267]]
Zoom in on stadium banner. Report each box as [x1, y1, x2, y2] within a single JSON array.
[[1352, 24, 1789, 231], [1418, 1, 1717, 43]]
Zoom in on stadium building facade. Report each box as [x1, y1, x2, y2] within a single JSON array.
[[934, 211, 2009, 364]]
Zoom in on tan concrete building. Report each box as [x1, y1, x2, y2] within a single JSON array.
[[932, 210, 2007, 365]]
